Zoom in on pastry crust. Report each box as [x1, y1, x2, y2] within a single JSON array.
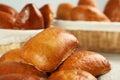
[[0, 48, 25, 63], [40, 4, 54, 28], [70, 5, 110, 22], [0, 62, 47, 77], [15, 3, 44, 29], [56, 3, 74, 20], [59, 50, 111, 76], [48, 70, 97, 80], [0, 11, 15, 29], [0, 73, 43, 80], [78, 0, 98, 8], [104, 0, 120, 22], [56, 3, 110, 22], [0, 3, 54, 29], [0, 4, 18, 17], [21, 27, 78, 72]]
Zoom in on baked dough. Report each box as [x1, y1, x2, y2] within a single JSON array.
[[0, 62, 47, 78], [0, 73, 43, 80], [15, 3, 44, 29], [104, 0, 120, 22], [48, 70, 97, 80], [78, 0, 98, 8], [70, 5, 110, 22], [56, 3, 74, 20], [0, 48, 25, 63], [40, 4, 54, 28], [59, 50, 111, 76], [21, 27, 78, 72]]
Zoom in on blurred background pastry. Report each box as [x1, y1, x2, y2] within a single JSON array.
[[14, 3, 44, 29], [39, 4, 54, 28], [78, 0, 98, 8], [104, 0, 120, 22], [56, 3, 74, 20], [0, 11, 15, 29], [70, 5, 110, 22], [56, 0, 110, 22], [0, 4, 18, 17], [0, 3, 54, 29]]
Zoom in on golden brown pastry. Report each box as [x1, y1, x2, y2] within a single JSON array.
[[48, 70, 97, 80], [39, 4, 54, 28], [104, 0, 120, 22], [78, 0, 98, 8], [0, 3, 54, 30], [15, 3, 44, 29], [70, 5, 110, 22], [0, 62, 47, 78], [0, 73, 44, 80], [0, 48, 25, 63], [58, 50, 111, 77], [56, 3, 74, 20], [21, 27, 78, 72], [0, 4, 18, 17], [0, 11, 15, 29]]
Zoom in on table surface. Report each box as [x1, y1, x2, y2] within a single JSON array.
[[98, 52, 120, 80]]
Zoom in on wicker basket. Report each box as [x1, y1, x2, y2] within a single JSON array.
[[0, 42, 24, 54], [53, 20, 120, 53], [68, 30, 120, 53], [0, 29, 43, 54]]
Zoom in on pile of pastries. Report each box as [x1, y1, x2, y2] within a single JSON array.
[[0, 3, 54, 29], [57, 0, 120, 22], [0, 0, 120, 30], [0, 27, 111, 80]]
